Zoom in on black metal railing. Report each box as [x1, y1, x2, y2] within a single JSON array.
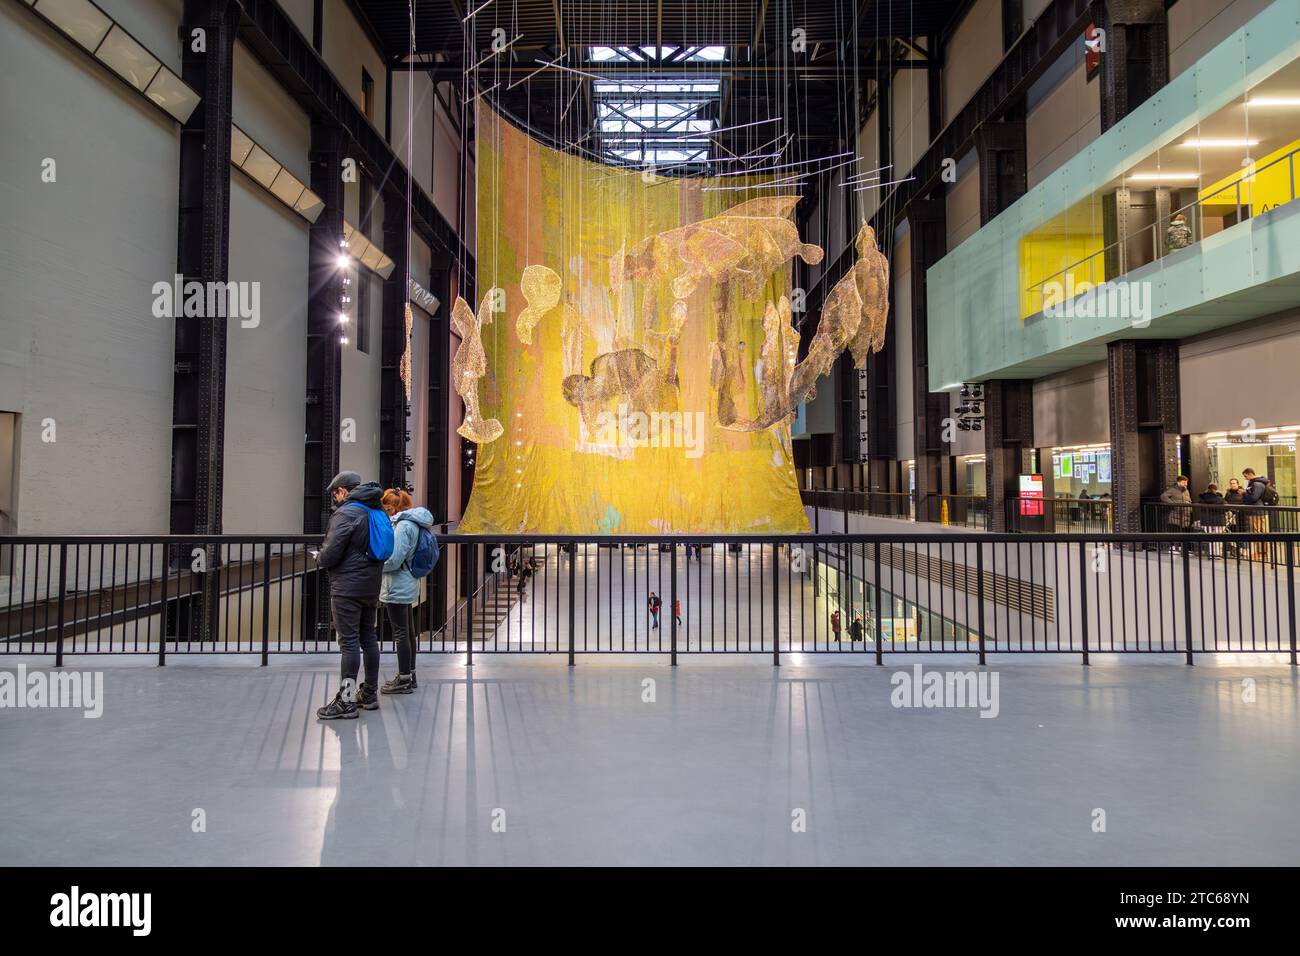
[[1006, 496, 1113, 534], [1143, 500, 1300, 539], [3, 530, 1297, 665]]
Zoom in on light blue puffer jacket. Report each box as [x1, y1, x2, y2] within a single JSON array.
[[380, 507, 434, 605]]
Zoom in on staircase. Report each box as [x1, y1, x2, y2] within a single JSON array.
[[469, 574, 521, 641]]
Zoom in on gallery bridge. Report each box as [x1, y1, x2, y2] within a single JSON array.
[[2, 531, 1297, 666]]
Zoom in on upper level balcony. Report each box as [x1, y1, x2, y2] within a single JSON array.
[[927, 0, 1300, 387]]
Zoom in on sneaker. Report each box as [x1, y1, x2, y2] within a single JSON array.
[[357, 682, 380, 711], [381, 674, 415, 695], [316, 688, 358, 720]]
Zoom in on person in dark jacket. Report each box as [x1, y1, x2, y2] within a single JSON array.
[[1241, 469, 1270, 559], [1197, 483, 1226, 559], [315, 471, 386, 719]]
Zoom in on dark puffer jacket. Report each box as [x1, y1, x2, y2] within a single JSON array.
[[317, 481, 384, 600]]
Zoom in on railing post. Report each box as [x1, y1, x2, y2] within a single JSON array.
[[975, 541, 986, 666], [465, 541, 475, 668], [260, 545, 271, 666], [54, 543, 67, 668], [670, 543, 678, 666], [1287, 540, 1296, 667], [159, 544, 170, 666], [772, 539, 780, 666], [1078, 541, 1089, 666], [873, 541, 882, 666], [567, 541, 576, 667], [842, 489, 849, 533], [1182, 544, 1194, 666]]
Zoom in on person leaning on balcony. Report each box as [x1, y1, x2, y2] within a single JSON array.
[[1160, 475, 1193, 533], [1167, 213, 1193, 251], [315, 470, 387, 720]]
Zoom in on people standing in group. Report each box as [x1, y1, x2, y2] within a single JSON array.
[[379, 488, 438, 696], [1159, 475, 1192, 541], [315, 471, 391, 720], [830, 608, 842, 643], [1197, 482, 1226, 558], [648, 591, 661, 629]]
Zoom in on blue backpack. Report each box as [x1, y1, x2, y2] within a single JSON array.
[[345, 503, 395, 562], [400, 518, 439, 578]]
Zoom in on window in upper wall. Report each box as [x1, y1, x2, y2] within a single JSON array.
[[362, 68, 375, 121]]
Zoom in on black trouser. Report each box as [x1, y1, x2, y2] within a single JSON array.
[[384, 601, 417, 675], [333, 594, 379, 688]]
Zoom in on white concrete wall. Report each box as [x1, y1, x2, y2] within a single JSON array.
[[0, 2, 181, 534], [890, 55, 930, 179], [1168, 0, 1273, 79], [1025, 43, 1101, 189], [279, 0, 315, 40], [856, 109, 881, 224], [392, 68, 436, 196], [1033, 361, 1110, 448], [224, 40, 312, 533], [1180, 310, 1300, 434], [945, 151, 981, 250], [943, 0, 1003, 124], [338, 266, 383, 481], [322, 0, 386, 126]]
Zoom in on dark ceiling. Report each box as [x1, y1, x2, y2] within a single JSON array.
[[353, 0, 972, 162]]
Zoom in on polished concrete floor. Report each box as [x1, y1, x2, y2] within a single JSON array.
[[1, 654, 1297, 866]]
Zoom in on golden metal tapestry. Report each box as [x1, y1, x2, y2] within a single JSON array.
[[458, 109, 884, 534]]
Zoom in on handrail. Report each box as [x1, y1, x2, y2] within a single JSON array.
[[1024, 142, 1300, 299]]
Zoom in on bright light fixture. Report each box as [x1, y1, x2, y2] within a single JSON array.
[[1128, 172, 1199, 181], [336, 254, 352, 269], [28, 0, 200, 123], [1244, 96, 1300, 107], [1180, 139, 1259, 148]]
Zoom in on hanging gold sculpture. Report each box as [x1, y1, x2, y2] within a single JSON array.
[[516, 264, 562, 345], [451, 294, 504, 444], [788, 222, 890, 406]]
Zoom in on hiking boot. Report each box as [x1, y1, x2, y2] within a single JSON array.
[[316, 687, 358, 720], [356, 682, 380, 711], [381, 674, 415, 695]]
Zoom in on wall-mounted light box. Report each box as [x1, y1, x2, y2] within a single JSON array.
[[21, 0, 201, 124], [230, 124, 325, 223]]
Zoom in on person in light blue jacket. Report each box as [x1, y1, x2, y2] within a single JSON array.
[[379, 489, 434, 694]]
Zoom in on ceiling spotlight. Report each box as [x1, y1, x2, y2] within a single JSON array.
[[339, 335, 349, 345], [337, 254, 351, 269], [338, 313, 348, 324]]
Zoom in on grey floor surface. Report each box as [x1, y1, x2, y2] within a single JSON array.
[[1, 654, 1297, 866]]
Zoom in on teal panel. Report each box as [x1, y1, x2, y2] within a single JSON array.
[[926, 0, 1300, 391]]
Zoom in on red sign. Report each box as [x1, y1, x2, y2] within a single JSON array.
[[1019, 474, 1045, 517]]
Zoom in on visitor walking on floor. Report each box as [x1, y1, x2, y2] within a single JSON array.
[[850, 614, 865, 643], [379, 488, 439, 696], [315, 471, 392, 720], [674, 598, 682, 626], [830, 608, 842, 642], [648, 591, 661, 629]]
